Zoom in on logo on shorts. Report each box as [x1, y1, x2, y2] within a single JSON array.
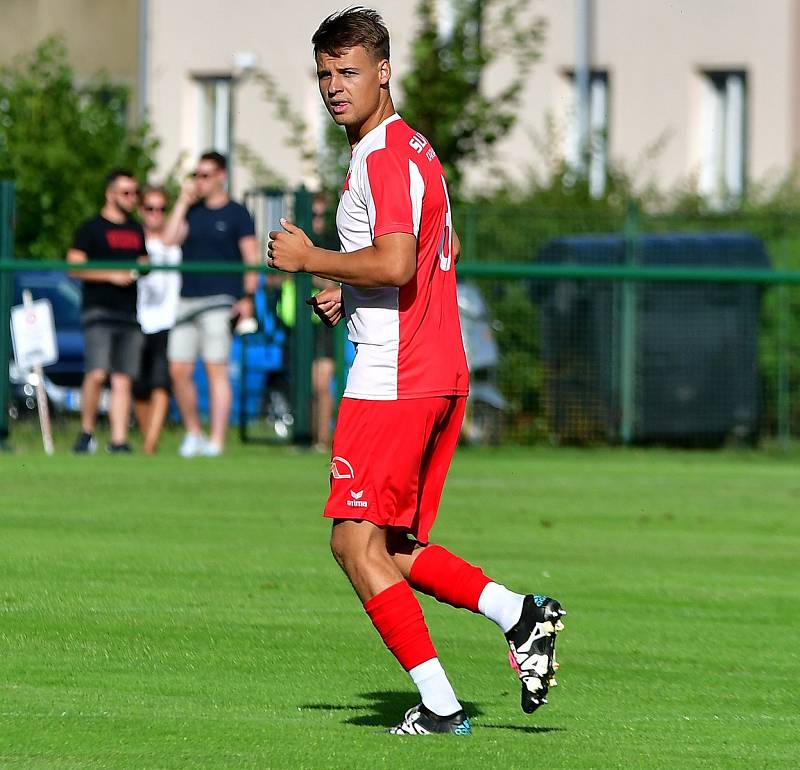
[[330, 456, 354, 480], [347, 489, 368, 508]]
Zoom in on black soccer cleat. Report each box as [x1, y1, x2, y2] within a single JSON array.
[[389, 704, 472, 735], [505, 594, 566, 714]]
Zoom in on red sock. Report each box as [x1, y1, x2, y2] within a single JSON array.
[[364, 580, 437, 672], [408, 544, 492, 613]]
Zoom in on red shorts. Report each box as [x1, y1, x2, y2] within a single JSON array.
[[324, 396, 466, 543]]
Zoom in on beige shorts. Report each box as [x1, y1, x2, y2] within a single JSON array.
[[167, 295, 234, 364]]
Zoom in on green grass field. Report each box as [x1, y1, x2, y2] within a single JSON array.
[[1, 430, 798, 769]]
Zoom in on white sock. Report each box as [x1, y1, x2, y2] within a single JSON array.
[[409, 658, 462, 717], [478, 582, 526, 633]]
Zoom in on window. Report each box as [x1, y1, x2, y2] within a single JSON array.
[[698, 70, 747, 206], [564, 71, 609, 198], [196, 76, 232, 155]]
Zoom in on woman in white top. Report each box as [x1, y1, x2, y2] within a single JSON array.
[[134, 186, 181, 453]]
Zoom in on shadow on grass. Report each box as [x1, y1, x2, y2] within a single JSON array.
[[483, 724, 566, 734], [300, 690, 484, 728]]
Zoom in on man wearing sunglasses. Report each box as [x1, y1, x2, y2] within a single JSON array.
[[67, 168, 148, 454], [162, 151, 259, 457]]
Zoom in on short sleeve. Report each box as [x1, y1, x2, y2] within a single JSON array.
[[236, 204, 256, 239], [72, 220, 93, 253], [365, 149, 421, 240]]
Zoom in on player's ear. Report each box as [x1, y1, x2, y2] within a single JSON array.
[[379, 59, 391, 87]]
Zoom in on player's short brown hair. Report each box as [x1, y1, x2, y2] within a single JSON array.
[[312, 6, 390, 62]]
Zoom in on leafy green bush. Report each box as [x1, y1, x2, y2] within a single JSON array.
[[0, 37, 159, 259]]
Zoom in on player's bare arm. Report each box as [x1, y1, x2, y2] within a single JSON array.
[[66, 248, 135, 286], [268, 218, 416, 288]]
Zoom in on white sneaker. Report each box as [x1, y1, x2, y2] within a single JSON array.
[[178, 433, 207, 458], [202, 441, 223, 457]]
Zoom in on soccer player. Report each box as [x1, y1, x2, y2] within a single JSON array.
[[268, 7, 566, 735]]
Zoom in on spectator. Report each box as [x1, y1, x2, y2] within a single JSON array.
[[310, 193, 340, 451], [67, 169, 147, 454], [162, 151, 259, 457], [134, 186, 181, 455]]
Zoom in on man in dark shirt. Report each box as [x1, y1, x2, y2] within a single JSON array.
[[162, 151, 259, 457], [67, 168, 148, 454]]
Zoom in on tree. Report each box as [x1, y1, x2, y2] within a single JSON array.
[[0, 37, 159, 259], [399, 0, 546, 195]]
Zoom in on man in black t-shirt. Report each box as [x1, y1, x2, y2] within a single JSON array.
[[162, 151, 259, 457], [67, 169, 148, 454]]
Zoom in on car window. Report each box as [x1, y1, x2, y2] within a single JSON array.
[[14, 275, 82, 328]]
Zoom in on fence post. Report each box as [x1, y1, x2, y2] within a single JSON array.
[[0, 181, 14, 449], [776, 282, 790, 448], [619, 201, 640, 445], [291, 186, 313, 446]]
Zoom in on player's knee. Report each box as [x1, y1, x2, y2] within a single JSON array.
[[330, 524, 371, 573]]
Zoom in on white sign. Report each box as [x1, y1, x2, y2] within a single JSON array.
[[10, 298, 58, 369]]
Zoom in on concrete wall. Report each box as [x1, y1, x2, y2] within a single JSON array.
[[0, 0, 140, 112]]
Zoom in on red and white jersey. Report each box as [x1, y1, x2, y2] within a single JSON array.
[[336, 113, 469, 400]]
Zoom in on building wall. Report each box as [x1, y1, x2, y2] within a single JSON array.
[[487, 0, 797, 195], [0, 0, 140, 112]]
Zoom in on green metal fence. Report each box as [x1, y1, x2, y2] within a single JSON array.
[[2, 183, 800, 449]]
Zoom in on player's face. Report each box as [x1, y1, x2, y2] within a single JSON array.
[[316, 46, 390, 136]]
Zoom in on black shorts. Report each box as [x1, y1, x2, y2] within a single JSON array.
[[314, 323, 335, 360], [133, 330, 171, 400], [83, 321, 144, 379]]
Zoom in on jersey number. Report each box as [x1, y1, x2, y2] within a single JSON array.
[[437, 175, 453, 272]]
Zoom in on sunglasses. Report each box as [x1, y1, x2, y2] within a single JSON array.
[[143, 205, 166, 213], [192, 171, 213, 179]]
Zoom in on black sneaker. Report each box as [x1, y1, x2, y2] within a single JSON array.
[[73, 431, 97, 454], [389, 704, 472, 735], [106, 442, 133, 454], [505, 594, 566, 714]]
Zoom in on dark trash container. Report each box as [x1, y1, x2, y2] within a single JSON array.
[[533, 233, 769, 445]]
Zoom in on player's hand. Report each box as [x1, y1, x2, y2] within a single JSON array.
[[267, 218, 313, 273], [306, 287, 343, 327]]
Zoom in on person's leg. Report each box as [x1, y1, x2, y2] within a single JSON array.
[[204, 361, 231, 451], [80, 369, 106, 434], [142, 388, 169, 454], [168, 310, 202, 438], [141, 331, 171, 454], [108, 373, 133, 445], [330, 519, 463, 719], [312, 356, 334, 448], [389, 535, 524, 633], [388, 396, 565, 715], [198, 307, 233, 452], [80, 324, 113, 435], [170, 360, 201, 434], [134, 398, 151, 435]]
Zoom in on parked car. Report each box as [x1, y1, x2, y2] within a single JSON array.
[[9, 271, 88, 417]]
